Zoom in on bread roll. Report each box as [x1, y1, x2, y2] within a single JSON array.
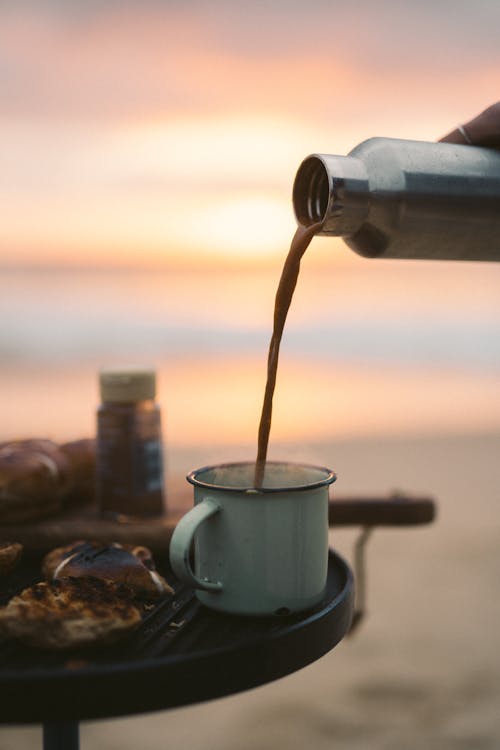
[[0, 439, 70, 523], [60, 438, 96, 503], [43, 541, 173, 599]]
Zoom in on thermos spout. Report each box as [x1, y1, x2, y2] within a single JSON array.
[[293, 155, 330, 225], [293, 154, 370, 236]]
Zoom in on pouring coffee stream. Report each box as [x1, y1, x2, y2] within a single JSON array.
[[254, 221, 323, 488]]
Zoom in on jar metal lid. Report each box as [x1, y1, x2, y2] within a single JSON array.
[[99, 367, 156, 402]]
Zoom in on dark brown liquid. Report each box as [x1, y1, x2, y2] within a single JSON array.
[[254, 221, 323, 487]]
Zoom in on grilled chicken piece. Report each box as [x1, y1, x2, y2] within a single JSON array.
[[42, 541, 173, 599], [0, 542, 23, 576], [0, 577, 141, 649]]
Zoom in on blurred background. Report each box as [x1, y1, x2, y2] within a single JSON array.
[[1, 0, 499, 449], [0, 1, 499, 748]]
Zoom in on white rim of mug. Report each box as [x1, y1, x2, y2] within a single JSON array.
[[186, 460, 337, 494]]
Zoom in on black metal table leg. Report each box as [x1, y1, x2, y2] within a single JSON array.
[[43, 722, 80, 750]]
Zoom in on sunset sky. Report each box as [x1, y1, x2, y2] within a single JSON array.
[[1, 0, 499, 269]]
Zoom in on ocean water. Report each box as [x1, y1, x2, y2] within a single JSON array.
[[1, 261, 499, 446]]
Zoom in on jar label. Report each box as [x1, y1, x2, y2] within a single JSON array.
[[134, 439, 164, 493]]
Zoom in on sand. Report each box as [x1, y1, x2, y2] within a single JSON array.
[[1, 431, 499, 749]]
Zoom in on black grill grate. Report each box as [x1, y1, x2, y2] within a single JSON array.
[[0, 551, 354, 723]]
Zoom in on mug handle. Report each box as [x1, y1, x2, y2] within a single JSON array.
[[169, 497, 223, 591]]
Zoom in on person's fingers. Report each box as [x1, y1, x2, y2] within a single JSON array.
[[439, 102, 500, 148], [439, 128, 469, 144]]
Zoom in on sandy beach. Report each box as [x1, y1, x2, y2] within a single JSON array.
[[1, 430, 499, 750]]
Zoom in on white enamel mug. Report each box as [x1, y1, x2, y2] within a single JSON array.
[[169, 461, 336, 616]]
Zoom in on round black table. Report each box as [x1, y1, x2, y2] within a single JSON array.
[[0, 549, 353, 749]]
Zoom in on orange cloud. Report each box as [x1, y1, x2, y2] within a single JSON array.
[[0, 2, 498, 269]]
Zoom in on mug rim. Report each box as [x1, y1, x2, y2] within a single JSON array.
[[186, 460, 337, 494]]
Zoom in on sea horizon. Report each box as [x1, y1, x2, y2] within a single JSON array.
[[1, 262, 499, 447]]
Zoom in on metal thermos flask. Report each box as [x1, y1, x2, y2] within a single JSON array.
[[293, 138, 500, 261]]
